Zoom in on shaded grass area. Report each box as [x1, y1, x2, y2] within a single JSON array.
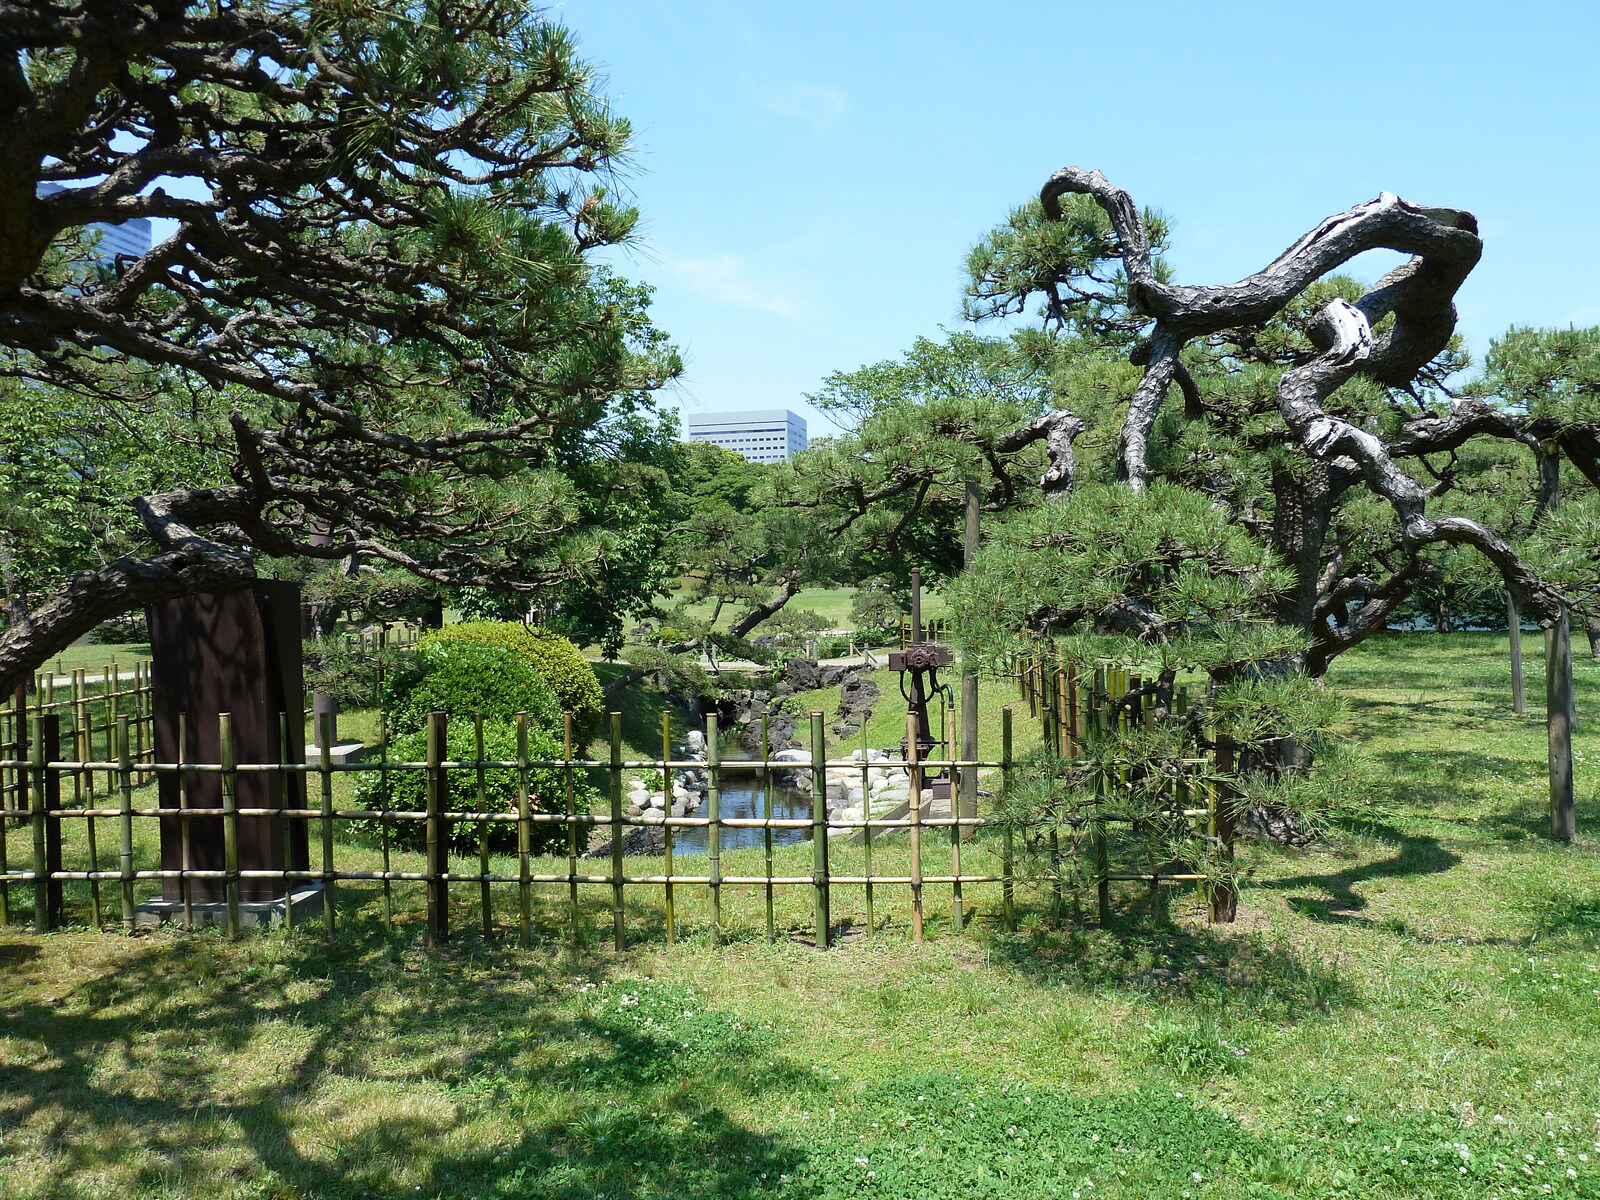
[[3, 633, 1600, 1198]]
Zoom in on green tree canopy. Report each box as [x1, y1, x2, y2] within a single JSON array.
[[0, 0, 681, 691]]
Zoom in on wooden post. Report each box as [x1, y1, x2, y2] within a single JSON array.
[[1548, 611, 1576, 841], [608, 712, 625, 950], [1210, 734, 1239, 923], [220, 713, 241, 938], [1509, 592, 1525, 715], [810, 711, 830, 948], [708, 712, 723, 946], [425, 709, 448, 946], [906, 710, 924, 944]]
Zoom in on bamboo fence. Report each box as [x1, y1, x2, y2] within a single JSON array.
[[0, 655, 1238, 948]]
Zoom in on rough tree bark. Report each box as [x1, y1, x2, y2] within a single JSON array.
[[1041, 168, 1568, 662]]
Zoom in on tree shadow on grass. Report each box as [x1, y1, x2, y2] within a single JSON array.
[[986, 906, 1356, 1022], [0, 902, 813, 1199], [1477, 791, 1600, 843], [1532, 890, 1600, 950], [1253, 820, 1460, 929]]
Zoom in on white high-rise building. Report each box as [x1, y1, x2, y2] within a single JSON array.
[[38, 182, 153, 266], [683, 409, 808, 464]]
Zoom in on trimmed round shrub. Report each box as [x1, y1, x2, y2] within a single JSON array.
[[384, 640, 561, 737], [352, 718, 595, 855], [419, 621, 603, 728]]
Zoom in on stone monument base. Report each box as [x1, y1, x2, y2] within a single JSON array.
[[135, 883, 325, 929], [305, 742, 365, 765]]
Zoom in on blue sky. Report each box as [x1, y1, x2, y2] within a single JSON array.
[[557, 0, 1600, 438]]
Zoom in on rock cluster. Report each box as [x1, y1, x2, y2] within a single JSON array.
[[587, 730, 709, 858], [624, 729, 708, 823], [730, 657, 880, 754], [771, 746, 930, 837]]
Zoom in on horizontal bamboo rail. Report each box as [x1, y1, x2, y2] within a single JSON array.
[[0, 679, 1236, 946]]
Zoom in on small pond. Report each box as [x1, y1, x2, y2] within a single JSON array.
[[668, 744, 815, 856]]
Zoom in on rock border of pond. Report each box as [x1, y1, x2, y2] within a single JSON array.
[[588, 657, 902, 858]]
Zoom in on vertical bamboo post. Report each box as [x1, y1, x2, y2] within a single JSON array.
[[1055, 669, 1069, 756], [43, 715, 62, 930], [84, 701, 102, 929], [475, 712, 491, 936], [1001, 706, 1015, 932], [425, 709, 448, 947], [220, 712, 241, 938], [809, 711, 830, 948], [662, 710, 676, 945], [278, 712, 295, 933], [906, 710, 924, 944], [516, 713, 532, 950], [1210, 733, 1239, 923], [608, 712, 625, 950], [564, 713, 579, 947], [1548, 611, 1576, 841], [318, 711, 336, 940], [29, 716, 50, 933], [115, 714, 134, 931], [762, 714, 775, 942], [74, 669, 90, 804], [960, 477, 981, 841], [949, 690, 963, 935], [708, 712, 723, 947], [860, 719, 874, 935], [1066, 668, 1081, 758], [0, 711, 9, 926], [175, 710, 191, 928], [1509, 592, 1525, 715], [378, 709, 393, 929]]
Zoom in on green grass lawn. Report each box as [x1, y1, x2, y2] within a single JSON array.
[[30, 639, 152, 678], [2, 632, 1598, 1199]]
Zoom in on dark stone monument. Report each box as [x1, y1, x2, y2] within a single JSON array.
[[146, 582, 311, 909]]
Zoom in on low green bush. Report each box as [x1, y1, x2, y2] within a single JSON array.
[[383, 640, 561, 736], [351, 717, 594, 854], [420, 621, 603, 729]]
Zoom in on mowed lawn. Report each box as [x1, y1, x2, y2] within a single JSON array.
[[0, 632, 1597, 1199]]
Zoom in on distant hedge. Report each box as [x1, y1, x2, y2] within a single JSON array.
[[419, 622, 603, 730], [352, 717, 592, 855], [383, 640, 561, 736]]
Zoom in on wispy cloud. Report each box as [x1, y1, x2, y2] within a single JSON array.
[[671, 255, 803, 318], [757, 83, 849, 130]]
